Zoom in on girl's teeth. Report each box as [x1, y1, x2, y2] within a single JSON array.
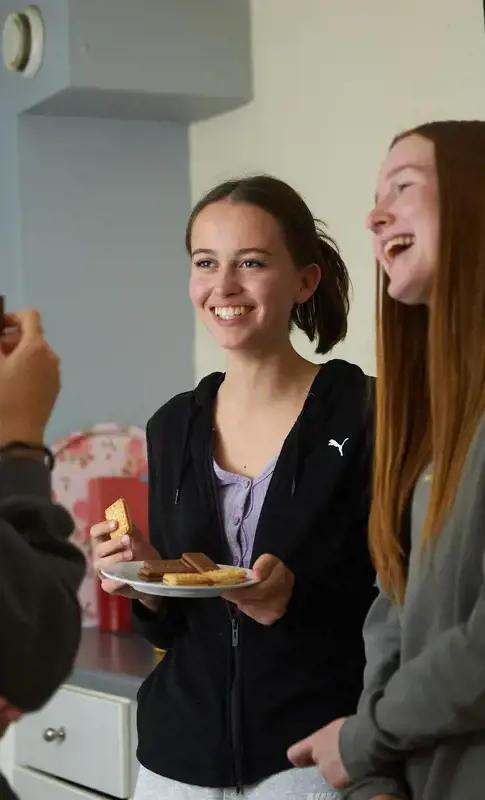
[[214, 306, 251, 319], [384, 235, 415, 260]]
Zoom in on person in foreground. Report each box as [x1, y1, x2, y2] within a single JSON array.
[[0, 309, 85, 800], [288, 120, 485, 800], [92, 175, 376, 798]]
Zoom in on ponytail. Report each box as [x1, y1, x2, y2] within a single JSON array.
[[292, 222, 350, 354]]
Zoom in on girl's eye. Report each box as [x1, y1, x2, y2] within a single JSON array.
[[240, 260, 265, 269], [194, 259, 214, 269], [397, 183, 411, 192], [193, 258, 266, 269]]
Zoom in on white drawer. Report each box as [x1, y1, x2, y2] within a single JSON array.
[[15, 685, 133, 798], [13, 766, 111, 799]]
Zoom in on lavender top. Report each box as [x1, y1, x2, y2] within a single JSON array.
[[213, 456, 278, 568]]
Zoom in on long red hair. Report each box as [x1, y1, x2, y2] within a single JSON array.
[[370, 121, 485, 602]]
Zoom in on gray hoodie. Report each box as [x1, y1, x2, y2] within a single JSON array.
[[339, 418, 485, 800], [0, 456, 85, 800]]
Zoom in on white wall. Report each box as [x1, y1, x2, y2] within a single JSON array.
[[189, 0, 485, 381]]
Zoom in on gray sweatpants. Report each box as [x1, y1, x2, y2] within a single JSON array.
[[134, 764, 339, 799]]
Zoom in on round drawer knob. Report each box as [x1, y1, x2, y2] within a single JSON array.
[[43, 726, 66, 743]]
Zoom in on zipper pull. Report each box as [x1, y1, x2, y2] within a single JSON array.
[[231, 617, 239, 648]]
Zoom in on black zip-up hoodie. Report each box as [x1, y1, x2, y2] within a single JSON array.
[[133, 359, 377, 789]]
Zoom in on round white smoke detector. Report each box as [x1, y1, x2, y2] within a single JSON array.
[[2, 5, 44, 77]]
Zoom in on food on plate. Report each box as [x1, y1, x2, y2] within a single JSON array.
[[105, 497, 132, 538], [138, 559, 192, 580], [182, 552, 220, 572], [163, 567, 248, 587], [162, 573, 215, 586], [136, 549, 250, 588], [204, 568, 248, 585]]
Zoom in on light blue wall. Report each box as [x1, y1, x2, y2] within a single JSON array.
[[0, 0, 71, 308], [0, 120, 21, 307], [0, 0, 251, 445], [16, 115, 192, 443]]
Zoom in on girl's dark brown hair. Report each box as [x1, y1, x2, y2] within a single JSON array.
[[370, 121, 485, 602], [186, 175, 351, 355]]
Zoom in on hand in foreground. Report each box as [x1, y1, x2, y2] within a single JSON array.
[[287, 718, 349, 789], [90, 520, 162, 611], [0, 310, 60, 445], [221, 553, 294, 625]]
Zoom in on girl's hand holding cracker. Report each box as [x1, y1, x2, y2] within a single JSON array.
[[90, 501, 162, 612]]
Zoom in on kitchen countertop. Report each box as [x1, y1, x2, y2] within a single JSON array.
[[67, 628, 156, 700]]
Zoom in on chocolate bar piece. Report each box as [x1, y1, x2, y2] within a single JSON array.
[[182, 552, 220, 573], [138, 559, 192, 581]]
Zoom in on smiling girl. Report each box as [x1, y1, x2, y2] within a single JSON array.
[[92, 175, 376, 799], [289, 121, 485, 800]]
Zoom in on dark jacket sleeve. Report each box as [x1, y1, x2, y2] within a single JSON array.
[[132, 417, 190, 650], [132, 598, 188, 650], [0, 457, 85, 711]]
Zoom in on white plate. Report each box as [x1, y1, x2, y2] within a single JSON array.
[[101, 562, 259, 598]]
